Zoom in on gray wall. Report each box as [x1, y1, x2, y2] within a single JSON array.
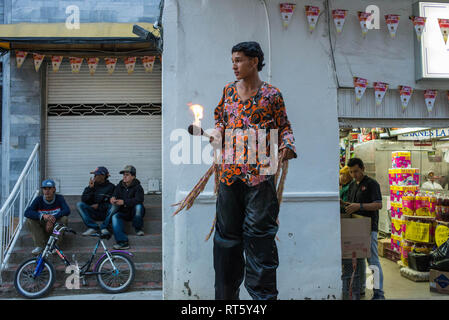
[[1, 0, 161, 202]]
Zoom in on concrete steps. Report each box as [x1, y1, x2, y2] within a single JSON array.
[[0, 194, 162, 299]]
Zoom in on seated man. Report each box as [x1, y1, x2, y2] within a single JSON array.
[[109, 165, 145, 250], [77, 166, 115, 236], [25, 179, 71, 255]]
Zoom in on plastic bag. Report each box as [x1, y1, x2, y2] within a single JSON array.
[[430, 238, 449, 271]]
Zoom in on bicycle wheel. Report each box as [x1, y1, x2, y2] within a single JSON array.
[[14, 258, 55, 299], [95, 253, 135, 293]]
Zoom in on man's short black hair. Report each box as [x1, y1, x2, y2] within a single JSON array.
[[232, 41, 265, 71], [347, 158, 365, 169]]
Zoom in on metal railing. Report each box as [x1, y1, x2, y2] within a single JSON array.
[[0, 143, 40, 283]]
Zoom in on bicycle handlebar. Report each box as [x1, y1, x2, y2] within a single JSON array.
[[53, 223, 77, 235]]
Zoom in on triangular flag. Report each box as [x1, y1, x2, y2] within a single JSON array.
[[353, 77, 368, 102], [142, 56, 156, 72], [15, 51, 28, 68], [124, 57, 137, 74], [51, 56, 63, 72], [409, 16, 426, 41], [358, 12, 372, 37], [398, 86, 413, 110], [385, 14, 400, 38], [305, 6, 320, 33], [33, 53, 45, 72], [332, 9, 347, 34], [280, 3, 296, 28], [438, 18, 449, 44], [424, 89, 437, 112], [69, 57, 83, 73], [104, 57, 117, 75], [87, 57, 99, 75], [374, 82, 389, 106]]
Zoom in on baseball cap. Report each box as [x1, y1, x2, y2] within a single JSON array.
[[120, 165, 136, 176], [41, 179, 56, 188], [90, 166, 109, 176]]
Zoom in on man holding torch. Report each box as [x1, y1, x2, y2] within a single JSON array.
[[209, 41, 297, 300]]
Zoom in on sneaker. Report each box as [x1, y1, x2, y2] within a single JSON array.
[[113, 242, 130, 250], [31, 247, 43, 255], [82, 228, 98, 236], [136, 230, 144, 236], [101, 229, 111, 236]]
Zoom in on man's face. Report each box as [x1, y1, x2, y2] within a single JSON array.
[[349, 165, 365, 182], [232, 51, 258, 80], [42, 187, 56, 200], [94, 174, 106, 184], [123, 172, 135, 185]]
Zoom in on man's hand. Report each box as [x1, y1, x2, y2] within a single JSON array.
[[91, 204, 99, 210], [345, 203, 361, 215], [42, 214, 56, 233], [209, 130, 223, 149], [115, 199, 124, 206], [110, 197, 116, 204], [280, 148, 295, 162], [89, 178, 95, 188]]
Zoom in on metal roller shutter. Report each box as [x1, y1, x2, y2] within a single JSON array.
[[46, 60, 161, 195]]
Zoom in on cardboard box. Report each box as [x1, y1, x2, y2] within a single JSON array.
[[430, 269, 449, 294], [378, 238, 391, 257], [341, 214, 371, 259]]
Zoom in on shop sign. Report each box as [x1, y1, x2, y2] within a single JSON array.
[[398, 128, 449, 141]]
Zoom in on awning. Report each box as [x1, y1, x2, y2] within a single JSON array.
[[0, 22, 162, 57]]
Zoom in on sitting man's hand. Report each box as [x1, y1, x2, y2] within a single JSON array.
[[110, 197, 116, 204], [115, 199, 124, 206], [42, 214, 56, 233], [91, 204, 99, 210]]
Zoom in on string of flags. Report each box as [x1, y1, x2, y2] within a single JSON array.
[[279, 3, 448, 43], [353, 77, 447, 113], [15, 51, 161, 74]]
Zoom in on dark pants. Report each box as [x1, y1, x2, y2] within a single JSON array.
[[77, 202, 110, 230], [214, 177, 279, 300], [112, 204, 145, 244]]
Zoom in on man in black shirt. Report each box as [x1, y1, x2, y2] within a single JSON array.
[[345, 158, 385, 300]]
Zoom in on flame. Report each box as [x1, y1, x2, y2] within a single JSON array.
[[189, 103, 204, 126]]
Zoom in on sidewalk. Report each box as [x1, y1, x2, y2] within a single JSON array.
[[1, 290, 163, 300]]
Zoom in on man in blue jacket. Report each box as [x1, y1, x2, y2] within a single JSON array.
[[25, 179, 71, 255]]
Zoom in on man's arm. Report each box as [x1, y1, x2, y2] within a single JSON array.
[[345, 202, 382, 214], [273, 92, 297, 160], [123, 185, 144, 208], [24, 197, 42, 220]]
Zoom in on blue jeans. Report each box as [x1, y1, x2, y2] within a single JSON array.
[[111, 204, 144, 244], [77, 202, 110, 230], [360, 231, 384, 296]]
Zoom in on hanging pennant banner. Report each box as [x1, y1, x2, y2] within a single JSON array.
[[353, 77, 368, 103], [33, 53, 45, 72], [358, 12, 372, 37], [69, 57, 83, 73], [279, 3, 296, 28], [305, 6, 320, 33], [385, 14, 400, 38], [373, 82, 389, 106], [438, 18, 449, 44], [51, 56, 63, 72], [87, 57, 99, 75], [15, 51, 28, 68], [409, 16, 426, 41], [398, 85, 414, 110], [104, 57, 118, 74], [332, 9, 347, 34], [142, 56, 156, 72], [424, 89, 437, 112], [124, 57, 137, 74]]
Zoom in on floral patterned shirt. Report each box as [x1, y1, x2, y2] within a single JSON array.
[[214, 81, 297, 186]]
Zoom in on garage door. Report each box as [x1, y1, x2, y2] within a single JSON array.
[[46, 60, 161, 195]]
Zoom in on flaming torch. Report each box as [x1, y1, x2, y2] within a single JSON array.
[[187, 103, 211, 139]]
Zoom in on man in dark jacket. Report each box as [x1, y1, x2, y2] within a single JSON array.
[[109, 165, 145, 250], [76, 166, 115, 236], [25, 179, 71, 255]]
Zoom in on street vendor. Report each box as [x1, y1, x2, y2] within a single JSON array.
[[209, 41, 297, 300], [345, 157, 385, 300]]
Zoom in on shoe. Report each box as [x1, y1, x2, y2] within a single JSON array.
[[31, 247, 43, 255], [136, 230, 144, 236], [372, 290, 385, 300], [113, 242, 130, 250], [82, 228, 98, 236], [101, 228, 111, 236]]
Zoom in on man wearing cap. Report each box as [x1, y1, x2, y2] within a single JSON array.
[[108, 165, 145, 250], [422, 170, 443, 190], [24, 179, 71, 255], [77, 166, 116, 236]]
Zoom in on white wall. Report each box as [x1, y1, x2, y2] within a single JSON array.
[[162, 0, 341, 300]]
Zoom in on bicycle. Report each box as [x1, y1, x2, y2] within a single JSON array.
[[14, 223, 135, 299]]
